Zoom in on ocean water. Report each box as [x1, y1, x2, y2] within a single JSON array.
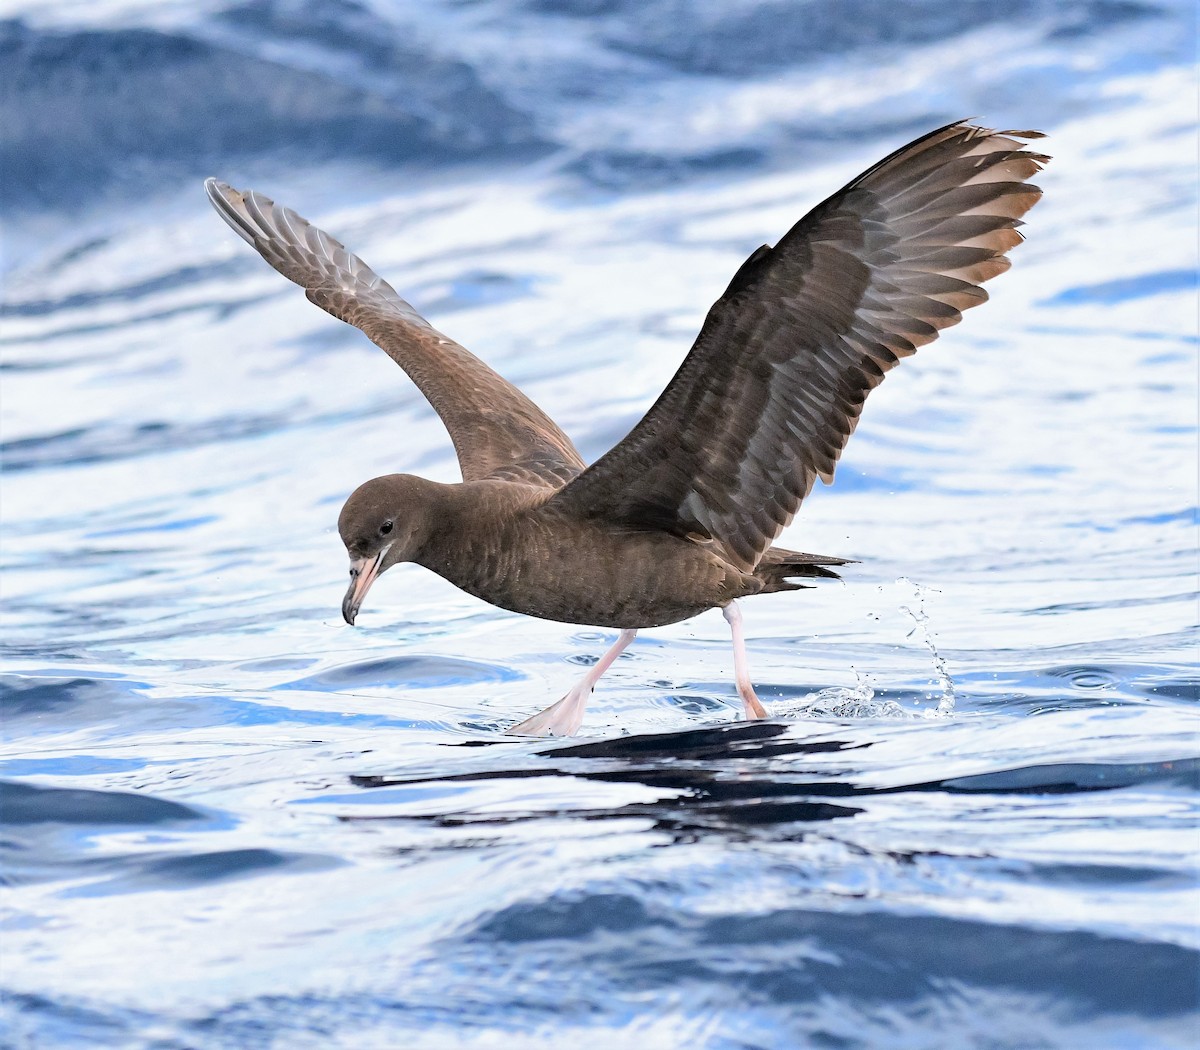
[[1, 1, 1197, 1047]]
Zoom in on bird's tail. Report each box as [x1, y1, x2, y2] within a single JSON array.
[[755, 546, 852, 593]]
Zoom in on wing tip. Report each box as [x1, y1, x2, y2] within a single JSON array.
[[204, 176, 259, 247]]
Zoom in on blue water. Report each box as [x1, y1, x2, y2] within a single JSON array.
[[2, 2, 1198, 1047]]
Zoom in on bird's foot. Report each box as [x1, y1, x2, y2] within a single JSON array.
[[507, 628, 636, 736], [738, 682, 768, 721], [507, 684, 592, 737]]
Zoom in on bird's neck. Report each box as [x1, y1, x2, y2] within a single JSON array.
[[411, 478, 547, 588]]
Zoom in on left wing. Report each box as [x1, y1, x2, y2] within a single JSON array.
[[549, 122, 1047, 568]]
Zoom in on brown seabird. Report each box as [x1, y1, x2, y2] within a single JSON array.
[[205, 120, 1046, 736]]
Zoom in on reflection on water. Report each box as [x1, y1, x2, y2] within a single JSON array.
[[1, 0, 1197, 1047]]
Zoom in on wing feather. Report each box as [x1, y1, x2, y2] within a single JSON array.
[[549, 121, 1046, 569], [205, 179, 584, 487]]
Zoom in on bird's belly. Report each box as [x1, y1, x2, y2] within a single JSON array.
[[424, 527, 742, 629]]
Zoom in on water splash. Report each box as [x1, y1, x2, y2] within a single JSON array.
[[782, 667, 909, 719], [898, 577, 956, 717]]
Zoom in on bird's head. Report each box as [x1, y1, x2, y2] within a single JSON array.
[[337, 474, 432, 625]]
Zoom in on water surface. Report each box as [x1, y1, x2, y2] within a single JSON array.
[[1, 2, 1197, 1047]]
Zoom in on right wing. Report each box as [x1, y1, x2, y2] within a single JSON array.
[[205, 180, 585, 487]]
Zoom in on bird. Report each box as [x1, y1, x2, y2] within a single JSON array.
[[205, 120, 1046, 736]]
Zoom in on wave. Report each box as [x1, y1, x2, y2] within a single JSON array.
[[0, 0, 1186, 213]]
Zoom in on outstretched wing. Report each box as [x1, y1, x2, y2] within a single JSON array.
[[549, 121, 1047, 569], [205, 180, 585, 487]]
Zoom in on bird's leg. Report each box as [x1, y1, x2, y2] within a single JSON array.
[[723, 601, 768, 720], [508, 629, 639, 737]]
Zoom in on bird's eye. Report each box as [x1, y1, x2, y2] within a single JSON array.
[[380, 520, 394, 535]]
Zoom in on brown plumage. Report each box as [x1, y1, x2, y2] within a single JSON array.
[[205, 119, 1047, 736]]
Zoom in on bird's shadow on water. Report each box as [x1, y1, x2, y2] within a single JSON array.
[[344, 720, 1200, 842]]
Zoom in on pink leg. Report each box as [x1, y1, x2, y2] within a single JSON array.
[[508, 629, 638, 737], [723, 602, 768, 720]]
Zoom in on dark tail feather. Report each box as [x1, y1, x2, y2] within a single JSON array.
[[756, 546, 853, 593]]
